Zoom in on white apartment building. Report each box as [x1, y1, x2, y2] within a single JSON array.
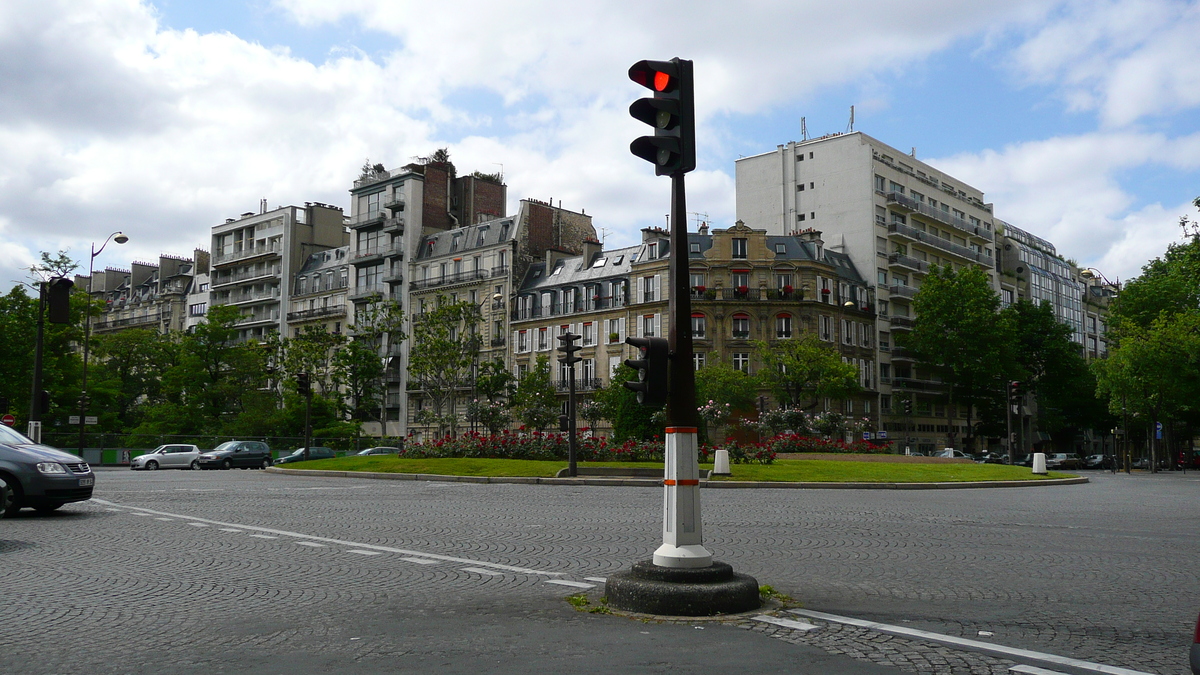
[[737, 132, 1000, 452]]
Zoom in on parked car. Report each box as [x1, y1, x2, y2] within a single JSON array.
[[130, 444, 202, 471], [275, 447, 336, 464], [356, 446, 400, 456], [0, 476, 8, 519], [934, 449, 974, 460], [1082, 454, 1113, 470], [197, 441, 272, 470], [977, 452, 1008, 464], [1190, 611, 1199, 674], [0, 424, 94, 516], [1045, 453, 1082, 470]]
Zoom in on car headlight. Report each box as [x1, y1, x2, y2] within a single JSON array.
[[36, 462, 67, 474]]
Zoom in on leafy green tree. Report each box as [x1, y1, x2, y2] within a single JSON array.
[[593, 363, 659, 441], [468, 358, 515, 434], [903, 265, 1015, 452], [752, 335, 859, 409], [512, 355, 558, 432], [406, 299, 479, 436], [334, 299, 405, 423], [90, 328, 178, 431]]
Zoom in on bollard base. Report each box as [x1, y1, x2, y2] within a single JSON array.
[[605, 560, 760, 616]]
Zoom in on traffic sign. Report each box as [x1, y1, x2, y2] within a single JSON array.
[[0, 414, 14, 426]]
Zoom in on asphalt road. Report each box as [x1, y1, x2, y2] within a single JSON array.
[[1, 467, 1196, 674]]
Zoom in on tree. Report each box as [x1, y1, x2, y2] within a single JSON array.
[[752, 335, 859, 409], [694, 357, 761, 441], [406, 299, 479, 437], [512, 355, 558, 432], [593, 363, 659, 441], [334, 299, 405, 423], [90, 328, 178, 431], [903, 265, 1015, 452], [469, 358, 515, 434]]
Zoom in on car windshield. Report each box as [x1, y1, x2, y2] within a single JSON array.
[[0, 424, 33, 445], [212, 442, 239, 452]]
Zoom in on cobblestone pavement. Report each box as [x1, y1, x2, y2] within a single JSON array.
[[1, 468, 1195, 674]]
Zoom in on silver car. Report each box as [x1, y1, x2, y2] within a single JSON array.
[[130, 444, 202, 471]]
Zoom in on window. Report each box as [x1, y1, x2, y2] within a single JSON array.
[[819, 315, 832, 341], [189, 302, 207, 317], [874, 175, 886, 192], [693, 352, 706, 370], [581, 358, 595, 383], [691, 313, 706, 338], [877, 269, 888, 285], [775, 243, 787, 254], [776, 273, 792, 289], [733, 352, 750, 373], [538, 328, 548, 351], [732, 313, 750, 339], [732, 238, 747, 259], [642, 315, 655, 337], [776, 314, 792, 338], [642, 276, 657, 302], [889, 181, 905, 194], [477, 229, 487, 247], [647, 242, 657, 259], [517, 330, 529, 352], [732, 270, 749, 288], [592, 257, 607, 268], [689, 242, 701, 253], [797, 183, 805, 192], [690, 272, 706, 289], [582, 322, 594, 346], [842, 319, 853, 345]]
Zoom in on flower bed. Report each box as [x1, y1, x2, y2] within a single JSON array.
[[766, 433, 892, 455]]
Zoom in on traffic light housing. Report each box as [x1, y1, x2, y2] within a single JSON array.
[[558, 414, 569, 432], [39, 390, 51, 415], [556, 333, 582, 365], [623, 336, 669, 407], [46, 277, 74, 325], [297, 372, 311, 397], [1009, 381, 1022, 400], [902, 399, 913, 415], [628, 58, 695, 176]]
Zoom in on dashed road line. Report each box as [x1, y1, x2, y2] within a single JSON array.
[[218, 528, 243, 533], [249, 534, 277, 539], [347, 550, 382, 556], [295, 541, 326, 548], [188, 523, 208, 528], [789, 609, 1156, 675], [93, 498, 562, 577], [154, 517, 174, 521], [1010, 666, 1072, 675], [400, 557, 439, 565], [462, 567, 503, 575], [753, 615, 819, 631], [584, 576, 607, 583], [545, 580, 594, 589]]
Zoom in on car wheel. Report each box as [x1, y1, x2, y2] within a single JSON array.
[[2, 478, 22, 518], [190, 460, 200, 470], [260, 458, 271, 469], [222, 459, 232, 470], [146, 460, 158, 471], [34, 501, 65, 514]]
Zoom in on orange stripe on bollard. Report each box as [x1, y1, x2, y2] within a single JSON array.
[[663, 479, 699, 486]]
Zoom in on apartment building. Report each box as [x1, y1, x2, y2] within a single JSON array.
[[737, 132, 999, 452], [79, 250, 208, 336], [209, 202, 347, 343], [286, 245, 350, 336], [508, 222, 878, 434]]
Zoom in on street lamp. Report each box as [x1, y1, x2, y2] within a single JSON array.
[[79, 231, 128, 453]]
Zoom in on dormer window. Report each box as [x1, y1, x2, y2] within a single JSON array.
[[732, 238, 748, 259], [647, 242, 657, 259]]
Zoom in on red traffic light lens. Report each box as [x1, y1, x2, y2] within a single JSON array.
[[654, 71, 671, 92]]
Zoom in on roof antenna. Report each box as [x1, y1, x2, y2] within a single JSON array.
[[801, 117, 808, 141], [846, 105, 855, 133], [599, 227, 610, 245]]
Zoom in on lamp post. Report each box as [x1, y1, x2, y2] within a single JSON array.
[[78, 232, 128, 454]]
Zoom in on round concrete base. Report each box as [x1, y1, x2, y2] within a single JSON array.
[[604, 560, 761, 617]]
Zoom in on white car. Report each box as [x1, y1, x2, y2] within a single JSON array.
[[130, 444, 202, 471]]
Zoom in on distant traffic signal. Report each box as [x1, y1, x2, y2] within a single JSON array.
[[46, 277, 75, 324], [628, 58, 695, 176], [39, 390, 51, 415], [556, 332, 582, 365], [902, 399, 913, 415], [1009, 381, 1022, 400], [623, 336, 669, 407], [297, 372, 311, 397]]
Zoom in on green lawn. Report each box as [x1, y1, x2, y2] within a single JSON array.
[[276, 456, 1072, 483]]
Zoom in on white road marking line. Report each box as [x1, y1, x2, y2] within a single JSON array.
[[584, 577, 607, 583], [91, 498, 559, 577], [218, 528, 243, 533], [463, 567, 503, 575], [188, 523, 208, 527], [130, 512, 151, 516], [104, 508, 124, 512], [295, 541, 326, 548], [1010, 666, 1072, 675], [545, 580, 595, 589], [249, 534, 277, 539], [154, 517, 174, 521], [400, 557, 439, 565], [348, 550, 382, 556], [789, 609, 1156, 675], [753, 615, 819, 631]]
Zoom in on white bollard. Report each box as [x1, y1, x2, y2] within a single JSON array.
[[653, 426, 713, 568], [1032, 452, 1047, 474], [712, 448, 731, 476]]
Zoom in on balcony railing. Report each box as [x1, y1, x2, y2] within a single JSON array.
[[489, 336, 506, 347], [349, 284, 390, 301], [888, 316, 916, 329], [887, 253, 929, 274], [93, 312, 163, 330], [887, 284, 919, 300], [213, 244, 281, 265], [885, 192, 993, 242], [287, 304, 347, 322], [235, 311, 280, 327], [891, 376, 944, 391], [556, 378, 602, 392], [409, 268, 492, 291], [210, 267, 280, 287], [222, 289, 281, 305], [381, 216, 404, 234], [887, 223, 986, 263]]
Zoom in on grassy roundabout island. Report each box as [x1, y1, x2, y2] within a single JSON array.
[[270, 454, 1077, 484]]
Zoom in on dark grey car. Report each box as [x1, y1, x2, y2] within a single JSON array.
[[197, 440, 272, 470], [275, 447, 336, 464], [0, 425, 94, 516]]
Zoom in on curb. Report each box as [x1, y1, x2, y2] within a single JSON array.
[[264, 467, 1088, 489]]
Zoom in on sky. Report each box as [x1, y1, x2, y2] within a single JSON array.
[[2, 0, 1199, 294]]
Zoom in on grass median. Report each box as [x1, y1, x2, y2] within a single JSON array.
[[274, 456, 1073, 483]]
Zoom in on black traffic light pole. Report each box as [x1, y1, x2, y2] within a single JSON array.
[[666, 174, 699, 429], [557, 332, 581, 477], [28, 282, 47, 442]]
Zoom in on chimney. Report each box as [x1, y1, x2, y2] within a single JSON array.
[[794, 228, 824, 259], [698, 221, 709, 236], [580, 238, 602, 265]]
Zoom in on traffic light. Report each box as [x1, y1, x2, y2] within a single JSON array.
[[902, 399, 913, 415], [297, 372, 311, 397], [558, 414, 569, 432], [46, 277, 75, 324], [628, 58, 695, 176], [0, 396, 8, 412], [39, 390, 51, 415], [1009, 381, 1022, 400], [557, 332, 581, 365], [623, 336, 669, 407]]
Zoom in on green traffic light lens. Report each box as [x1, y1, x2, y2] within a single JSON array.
[[657, 148, 672, 165], [655, 109, 672, 129]]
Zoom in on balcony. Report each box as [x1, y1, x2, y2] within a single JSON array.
[[223, 288, 281, 305], [287, 304, 347, 322], [384, 197, 405, 211], [235, 311, 280, 327], [887, 284, 918, 300], [352, 242, 404, 265], [382, 268, 404, 284], [731, 331, 750, 340], [213, 243, 282, 266], [890, 347, 918, 362], [891, 376, 944, 391], [350, 212, 386, 230], [556, 378, 603, 392], [349, 284, 390, 302], [381, 217, 404, 235], [490, 336, 506, 347], [409, 268, 490, 291], [887, 223, 986, 264], [92, 312, 163, 331], [888, 316, 916, 330], [887, 253, 929, 274], [210, 267, 279, 288], [885, 192, 993, 242]]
